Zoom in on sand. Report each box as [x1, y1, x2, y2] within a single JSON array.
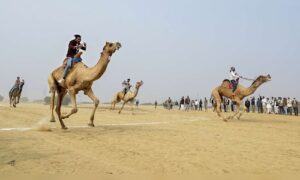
[[0, 102, 300, 175]]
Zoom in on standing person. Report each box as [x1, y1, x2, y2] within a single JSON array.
[[283, 98, 288, 114], [271, 97, 275, 114], [179, 96, 184, 110], [292, 98, 298, 116], [204, 97, 208, 111], [257, 96, 262, 113], [191, 100, 195, 110], [231, 100, 235, 112], [262, 96, 267, 113], [154, 101, 158, 109], [136, 99, 139, 108], [194, 99, 199, 111], [266, 98, 272, 114], [278, 97, 284, 114], [199, 99, 203, 111], [167, 97, 172, 110], [251, 97, 256, 113], [58, 34, 87, 84], [287, 98, 293, 115], [274, 97, 279, 114], [245, 99, 250, 113], [185, 96, 190, 111]]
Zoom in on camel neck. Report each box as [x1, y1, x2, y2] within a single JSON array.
[[87, 52, 110, 81], [133, 86, 140, 97], [244, 80, 264, 96]]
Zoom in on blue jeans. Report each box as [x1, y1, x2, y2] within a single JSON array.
[[231, 80, 238, 92], [62, 57, 82, 79]]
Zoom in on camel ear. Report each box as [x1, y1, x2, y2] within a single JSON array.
[[140, 81, 144, 84], [106, 42, 109, 45]]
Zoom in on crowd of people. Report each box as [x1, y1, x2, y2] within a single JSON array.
[[162, 95, 299, 116], [244, 96, 298, 116], [163, 96, 209, 111]]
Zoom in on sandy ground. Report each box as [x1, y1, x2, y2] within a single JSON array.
[[0, 102, 300, 175]]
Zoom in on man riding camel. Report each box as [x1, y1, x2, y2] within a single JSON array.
[[9, 76, 21, 94], [122, 78, 131, 95], [229, 67, 243, 94], [58, 34, 87, 84]]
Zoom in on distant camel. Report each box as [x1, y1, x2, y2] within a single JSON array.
[[211, 74, 271, 121], [48, 42, 121, 129], [111, 81, 143, 114], [9, 81, 25, 108]]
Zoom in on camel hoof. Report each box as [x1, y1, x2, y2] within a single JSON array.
[[88, 123, 95, 127], [118, 112, 121, 114], [61, 126, 68, 130], [50, 119, 56, 123], [61, 116, 68, 120]]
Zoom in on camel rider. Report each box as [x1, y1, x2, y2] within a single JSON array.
[[9, 77, 21, 94], [58, 34, 87, 84], [229, 67, 243, 93], [19, 79, 25, 93], [122, 78, 131, 95]]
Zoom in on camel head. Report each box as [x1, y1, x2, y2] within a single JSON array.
[[252, 74, 272, 85], [103, 42, 122, 56], [135, 81, 144, 89]]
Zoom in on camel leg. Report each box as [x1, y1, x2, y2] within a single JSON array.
[[9, 96, 12, 107], [131, 100, 135, 115], [12, 96, 16, 108], [84, 89, 99, 127], [118, 101, 126, 114], [55, 90, 67, 129], [49, 91, 56, 122], [237, 101, 246, 120], [212, 91, 227, 121], [61, 90, 77, 119], [230, 100, 241, 120], [111, 101, 116, 110], [16, 94, 20, 104]]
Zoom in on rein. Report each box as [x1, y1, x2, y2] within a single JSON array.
[[240, 76, 255, 81]]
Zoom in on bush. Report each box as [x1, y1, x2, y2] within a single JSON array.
[[44, 95, 71, 106], [0, 95, 4, 102], [62, 95, 71, 106], [20, 97, 29, 103], [44, 96, 51, 105]]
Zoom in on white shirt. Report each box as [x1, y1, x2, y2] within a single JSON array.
[[262, 98, 267, 106], [287, 99, 292, 108], [229, 71, 239, 81]]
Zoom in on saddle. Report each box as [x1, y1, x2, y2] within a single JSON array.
[[62, 51, 84, 68]]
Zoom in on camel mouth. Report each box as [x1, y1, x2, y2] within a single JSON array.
[[267, 74, 272, 81], [116, 42, 122, 50]]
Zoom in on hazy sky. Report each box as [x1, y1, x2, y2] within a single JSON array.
[[0, 0, 299, 103]]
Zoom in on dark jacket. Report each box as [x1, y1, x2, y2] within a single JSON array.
[[66, 40, 86, 58]]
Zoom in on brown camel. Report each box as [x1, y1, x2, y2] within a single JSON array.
[[48, 42, 121, 129], [211, 74, 271, 121], [111, 81, 143, 114]]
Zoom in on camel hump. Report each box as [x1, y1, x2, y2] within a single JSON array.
[[221, 79, 232, 89], [223, 79, 230, 83]]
